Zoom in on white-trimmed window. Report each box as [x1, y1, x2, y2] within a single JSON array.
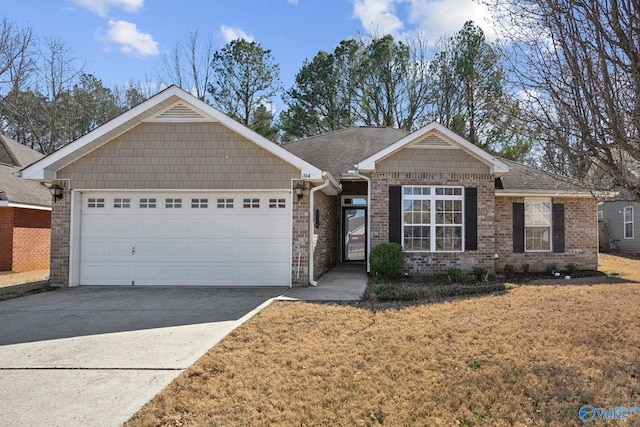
[[114, 198, 130, 208], [139, 198, 156, 208], [402, 186, 463, 252], [165, 198, 182, 208], [624, 206, 634, 239], [269, 198, 286, 208], [87, 198, 105, 208], [191, 198, 208, 208], [217, 198, 234, 208], [243, 198, 260, 208], [525, 201, 551, 251]]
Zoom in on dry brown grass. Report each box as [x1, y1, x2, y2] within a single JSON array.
[[126, 254, 640, 426]]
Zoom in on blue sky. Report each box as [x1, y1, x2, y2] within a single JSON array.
[[4, 0, 496, 92]]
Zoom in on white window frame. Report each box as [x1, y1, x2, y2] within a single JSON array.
[[624, 206, 634, 239], [402, 186, 464, 253], [217, 198, 234, 209], [524, 200, 552, 252], [165, 198, 182, 209]]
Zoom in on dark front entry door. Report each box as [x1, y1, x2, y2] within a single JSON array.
[[343, 207, 366, 261]]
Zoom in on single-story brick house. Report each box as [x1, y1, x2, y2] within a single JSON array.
[[0, 135, 52, 272], [20, 86, 597, 287]]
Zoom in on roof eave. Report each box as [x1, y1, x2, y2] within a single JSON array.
[[495, 190, 595, 198]]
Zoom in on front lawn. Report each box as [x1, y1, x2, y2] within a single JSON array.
[[126, 254, 640, 426]]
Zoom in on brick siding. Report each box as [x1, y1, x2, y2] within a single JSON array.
[[291, 183, 310, 286], [370, 171, 497, 274], [0, 208, 13, 271], [0, 207, 50, 272], [50, 186, 71, 285], [313, 191, 338, 278], [495, 196, 598, 272]]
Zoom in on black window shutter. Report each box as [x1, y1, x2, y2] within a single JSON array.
[[389, 186, 402, 244], [552, 203, 565, 253], [464, 188, 478, 250], [513, 203, 525, 253]]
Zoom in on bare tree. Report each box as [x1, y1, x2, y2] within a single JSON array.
[[489, 0, 640, 199], [158, 29, 215, 102], [0, 17, 35, 93]]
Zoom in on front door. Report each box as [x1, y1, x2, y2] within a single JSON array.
[[343, 207, 366, 261]]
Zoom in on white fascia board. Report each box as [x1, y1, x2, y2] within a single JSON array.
[[356, 122, 510, 175], [21, 85, 324, 181], [0, 201, 52, 210], [495, 190, 595, 198]]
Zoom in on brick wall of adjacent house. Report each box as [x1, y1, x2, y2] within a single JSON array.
[[495, 196, 598, 272], [312, 191, 338, 278], [370, 171, 497, 274], [0, 207, 51, 272], [50, 185, 71, 286], [0, 208, 13, 271], [291, 183, 310, 286], [11, 208, 51, 272]]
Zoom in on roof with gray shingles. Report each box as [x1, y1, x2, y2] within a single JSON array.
[[282, 127, 410, 178], [282, 127, 591, 195], [497, 158, 590, 194], [0, 135, 51, 207]]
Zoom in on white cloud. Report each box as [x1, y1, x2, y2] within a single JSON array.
[[352, 0, 404, 35], [407, 0, 497, 41], [220, 25, 254, 43], [105, 20, 159, 57], [288, 0, 299, 4], [72, 0, 144, 16]]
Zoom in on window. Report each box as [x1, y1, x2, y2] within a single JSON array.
[[525, 201, 551, 251], [114, 198, 130, 208], [624, 206, 634, 239], [87, 198, 105, 208], [165, 198, 182, 208], [243, 198, 260, 208], [269, 198, 286, 208], [217, 198, 234, 208], [191, 198, 208, 208], [139, 198, 156, 208], [402, 186, 463, 252]]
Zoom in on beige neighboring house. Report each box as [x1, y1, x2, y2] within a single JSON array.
[[20, 86, 598, 287], [0, 135, 51, 272]]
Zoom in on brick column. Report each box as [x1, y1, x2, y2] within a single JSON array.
[[50, 183, 71, 286]]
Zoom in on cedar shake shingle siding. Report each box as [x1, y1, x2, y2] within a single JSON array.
[[58, 122, 299, 190], [376, 148, 490, 175]]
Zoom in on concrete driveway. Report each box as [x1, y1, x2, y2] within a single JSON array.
[[0, 286, 285, 427]]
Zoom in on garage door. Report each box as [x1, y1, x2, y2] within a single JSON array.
[[79, 192, 291, 286]]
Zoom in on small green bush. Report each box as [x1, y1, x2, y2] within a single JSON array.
[[521, 264, 530, 274], [545, 264, 557, 275], [503, 264, 516, 278], [473, 267, 489, 282], [369, 243, 404, 279], [448, 268, 465, 283], [565, 263, 578, 274]]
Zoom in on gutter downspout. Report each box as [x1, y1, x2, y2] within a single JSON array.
[[308, 174, 331, 286], [354, 169, 372, 273]]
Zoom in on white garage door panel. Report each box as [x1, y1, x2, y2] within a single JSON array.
[[79, 192, 291, 286]]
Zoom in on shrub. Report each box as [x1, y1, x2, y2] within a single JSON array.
[[448, 268, 465, 283], [473, 267, 489, 282], [521, 264, 530, 274], [545, 264, 557, 275], [503, 264, 516, 278], [565, 263, 578, 274], [369, 243, 404, 279]]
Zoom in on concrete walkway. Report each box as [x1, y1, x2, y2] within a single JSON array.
[[283, 263, 368, 301]]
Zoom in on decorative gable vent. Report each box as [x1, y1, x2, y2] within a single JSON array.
[[147, 102, 214, 122], [411, 133, 456, 149]]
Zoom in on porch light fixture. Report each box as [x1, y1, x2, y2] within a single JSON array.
[[294, 182, 304, 200], [49, 184, 64, 203]]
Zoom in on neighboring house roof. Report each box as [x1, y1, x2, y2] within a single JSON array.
[[0, 135, 51, 209], [497, 158, 594, 197], [20, 85, 326, 185], [282, 127, 409, 178]]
